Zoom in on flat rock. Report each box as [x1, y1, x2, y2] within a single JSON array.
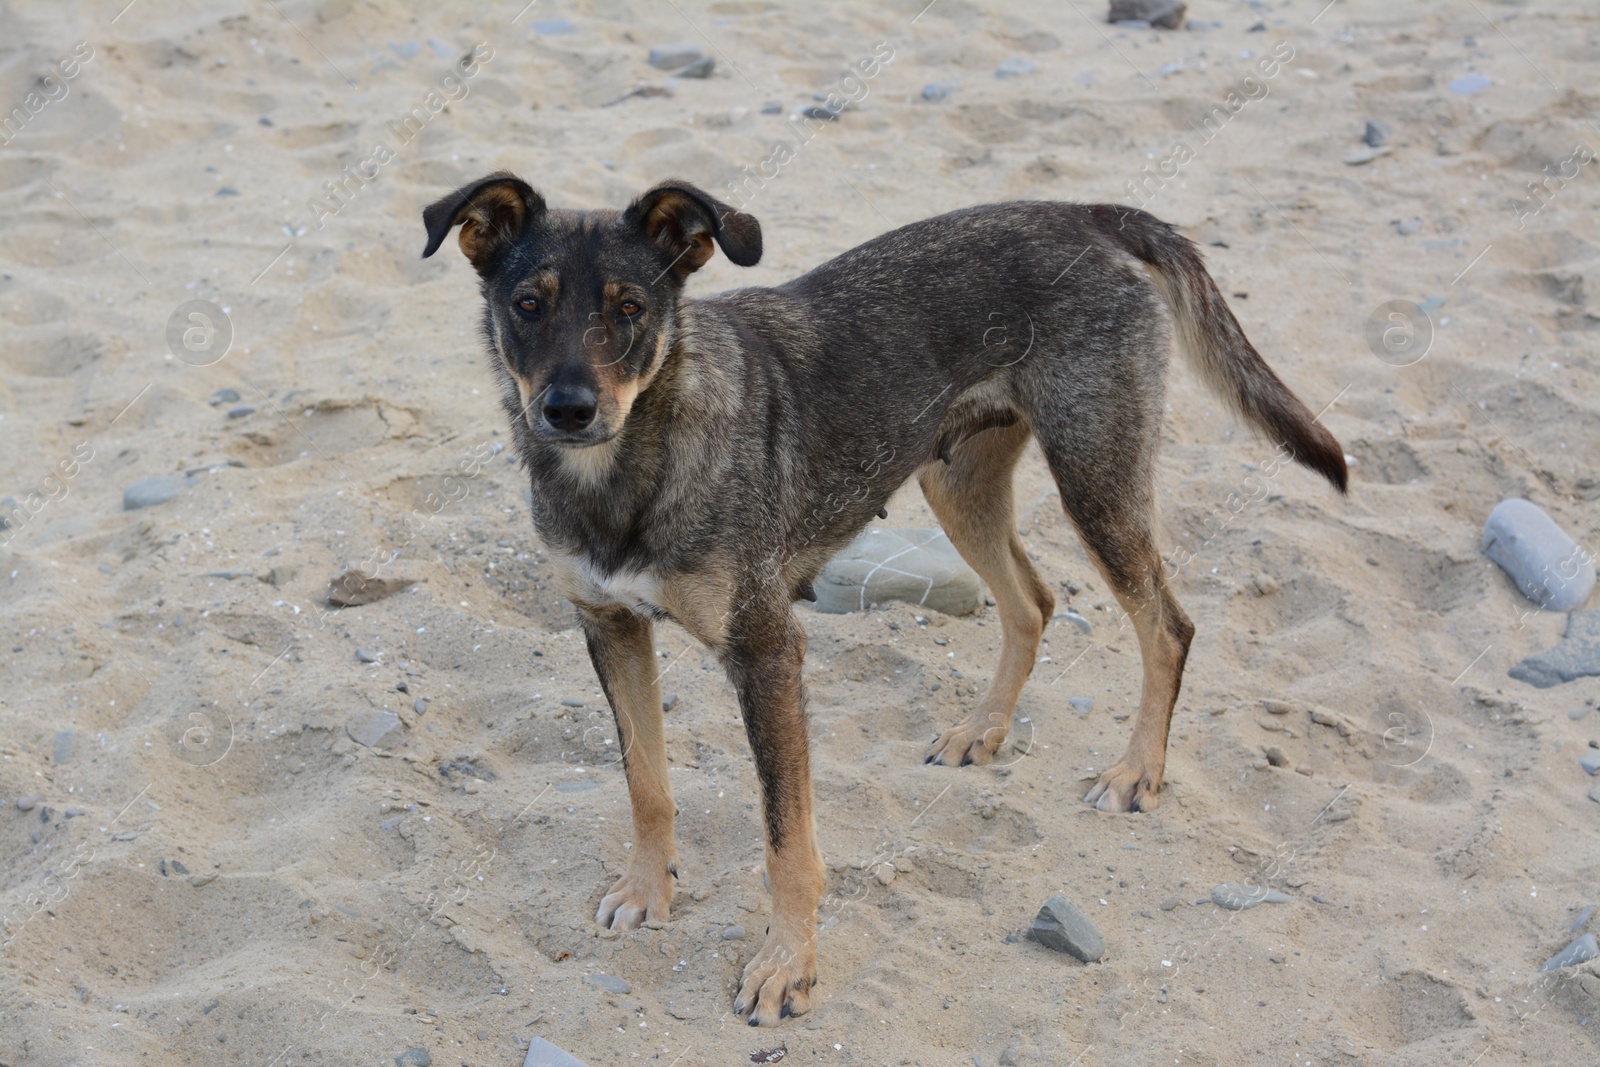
[[648, 44, 703, 70], [1026, 894, 1104, 962], [123, 475, 195, 510], [814, 528, 981, 616], [347, 709, 403, 750], [327, 562, 419, 606], [1212, 883, 1293, 910], [1580, 751, 1600, 775], [15, 793, 44, 811], [721, 925, 745, 940], [1538, 933, 1598, 972], [208, 388, 241, 405], [1363, 119, 1391, 147], [1510, 611, 1600, 688], [585, 973, 631, 994], [1482, 499, 1595, 612], [524, 1037, 591, 1067], [395, 1050, 431, 1067], [1108, 0, 1186, 29], [53, 729, 73, 764]]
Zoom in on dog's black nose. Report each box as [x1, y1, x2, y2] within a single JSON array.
[[542, 386, 597, 431]]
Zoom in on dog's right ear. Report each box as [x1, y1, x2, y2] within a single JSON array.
[[421, 171, 545, 272]]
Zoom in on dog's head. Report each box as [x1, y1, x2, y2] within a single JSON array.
[[421, 172, 761, 447]]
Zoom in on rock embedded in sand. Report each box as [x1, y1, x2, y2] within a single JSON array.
[[123, 475, 195, 510], [1108, 0, 1186, 30], [1481, 499, 1596, 612], [647, 44, 703, 70], [1538, 933, 1598, 972], [327, 562, 418, 606], [1509, 611, 1600, 688], [347, 709, 403, 749], [394, 1049, 430, 1066], [585, 973, 631, 994], [814, 528, 981, 616], [1580, 751, 1600, 776], [721, 925, 745, 940], [15, 793, 44, 812], [356, 647, 379, 663], [523, 1037, 590, 1067], [1212, 883, 1292, 910], [1026, 895, 1104, 962]]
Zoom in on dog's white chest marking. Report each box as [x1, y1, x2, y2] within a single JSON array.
[[571, 557, 664, 614]]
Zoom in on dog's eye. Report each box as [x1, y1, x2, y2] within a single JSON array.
[[619, 299, 643, 318], [515, 297, 541, 317]]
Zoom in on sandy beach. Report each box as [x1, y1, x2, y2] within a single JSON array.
[[2, 1, 1599, 1064]]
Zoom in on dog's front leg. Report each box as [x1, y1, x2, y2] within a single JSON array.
[[584, 606, 679, 930], [726, 613, 826, 1026]]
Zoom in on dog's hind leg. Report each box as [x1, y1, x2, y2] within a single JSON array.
[[584, 606, 681, 929], [920, 421, 1055, 767], [1036, 412, 1194, 813]]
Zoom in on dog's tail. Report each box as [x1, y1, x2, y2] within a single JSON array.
[[1090, 204, 1348, 494]]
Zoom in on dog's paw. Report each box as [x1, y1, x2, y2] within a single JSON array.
[[1084, 759, 1162, 812], [595, 856, 677, 930], [735, 925, 817, 1026], [924, 719, 1005, 767]]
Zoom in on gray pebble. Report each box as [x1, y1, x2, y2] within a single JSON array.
[[413, 698, 429, 715], [1069, 697, 1093, 715], [1000, 1047, 1022, 1066], [1482, 499, 1596, 612], [675, 56, 714, 78], [395, 1049, 431, 1067], [208, 388, 241, 405], [721, 924, 745, 940], [662, 693, 679, 711], [347, 709, 403, 749], [1538, 933, 1598, 972], [561, 697, 585, 708], [1264, 746, 1289, 768], [1569, 706, 1593, 721], [1511, 611, 1600, 688], [1394, 217, 1421, 235], [1580, 752, 1600, 776], [1212, 883, 1292, 910], [16, 793, 44, 812], [585, 973, 631, 994], [380, 816, 403, 833], [1026, 894, 1104, 962], [800, 105, 839, 122], [356, 647, 378, 663], [1571, 904, 1595, 933], [1159, 896, 1181, 911], [123, 475, 195, 510], [1363, 119, 1391, 147], [52, 729, 73, 765], [1054, 611, 1092, 634], [523, 1037, 591, 1067], [226, 404, 256, 418], [647, 44, 703, 70], [1108, 0, 1187, 29]]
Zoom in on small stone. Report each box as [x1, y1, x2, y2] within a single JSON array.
[[1159, 896, 1180, 911], [169, 858, 189, 875], [356, 647, 379, 663], [1054, 611, 1092, 634], [327, 562, 419, 607], [1026, 894, 1104, 962], [662, 694, 679, 711], [208, 388, 241, 406], [1107, 0, 1186, 29], [1363, 119, 1391, 147], [263, 565, 294, 586], [1569, 706, 1593, 721], [413, 698, 429, 715], [1069, 697, 1093, 715], [1261, 699, 1297, 716], [647, 44, 704, 70], [1482, 499, 1596, 612], [800, 105, 839, 122], [396, 1050, 431, 1067], [721, 925, 745, 940], [380, 816, 403, 832], [560, 697, 585, 708], [1264, 747, 1289, 768], [1572, 904, 1595, 933], [675, 56, 714, 78], [585, 973, 631, 994], [347, 709, 403, 750], [52, 730, 73, 764], [1211, 883, 1292, 910], [226, 404, 256, 418], [875, 864, 896, 886], [1000, 1047, 1022, 1066], [1538, 933, 1598, 972], [1580, 752, 1600, 776], [922, 82, 956, 102], [16, 793, 44, 812], [1394, 218, 1421, 235], [523, 1037, 591, 1067], [1448, 73, 1491, 96], [1510, 611, 1600, 689], [123, 475, 195, 510]]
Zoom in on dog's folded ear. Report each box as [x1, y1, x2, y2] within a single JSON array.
[[421, 171, 545, 272], [624, 181, 762, 278]]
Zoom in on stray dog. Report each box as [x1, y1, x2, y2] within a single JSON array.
[[420, 172, 1346, 1025]]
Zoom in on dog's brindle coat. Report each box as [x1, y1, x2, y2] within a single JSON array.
[[421, 173, 1346, 1026]]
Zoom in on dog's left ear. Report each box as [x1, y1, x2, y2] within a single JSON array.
[[624, 181, 762, 277], [421, 171, 545, 273]]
